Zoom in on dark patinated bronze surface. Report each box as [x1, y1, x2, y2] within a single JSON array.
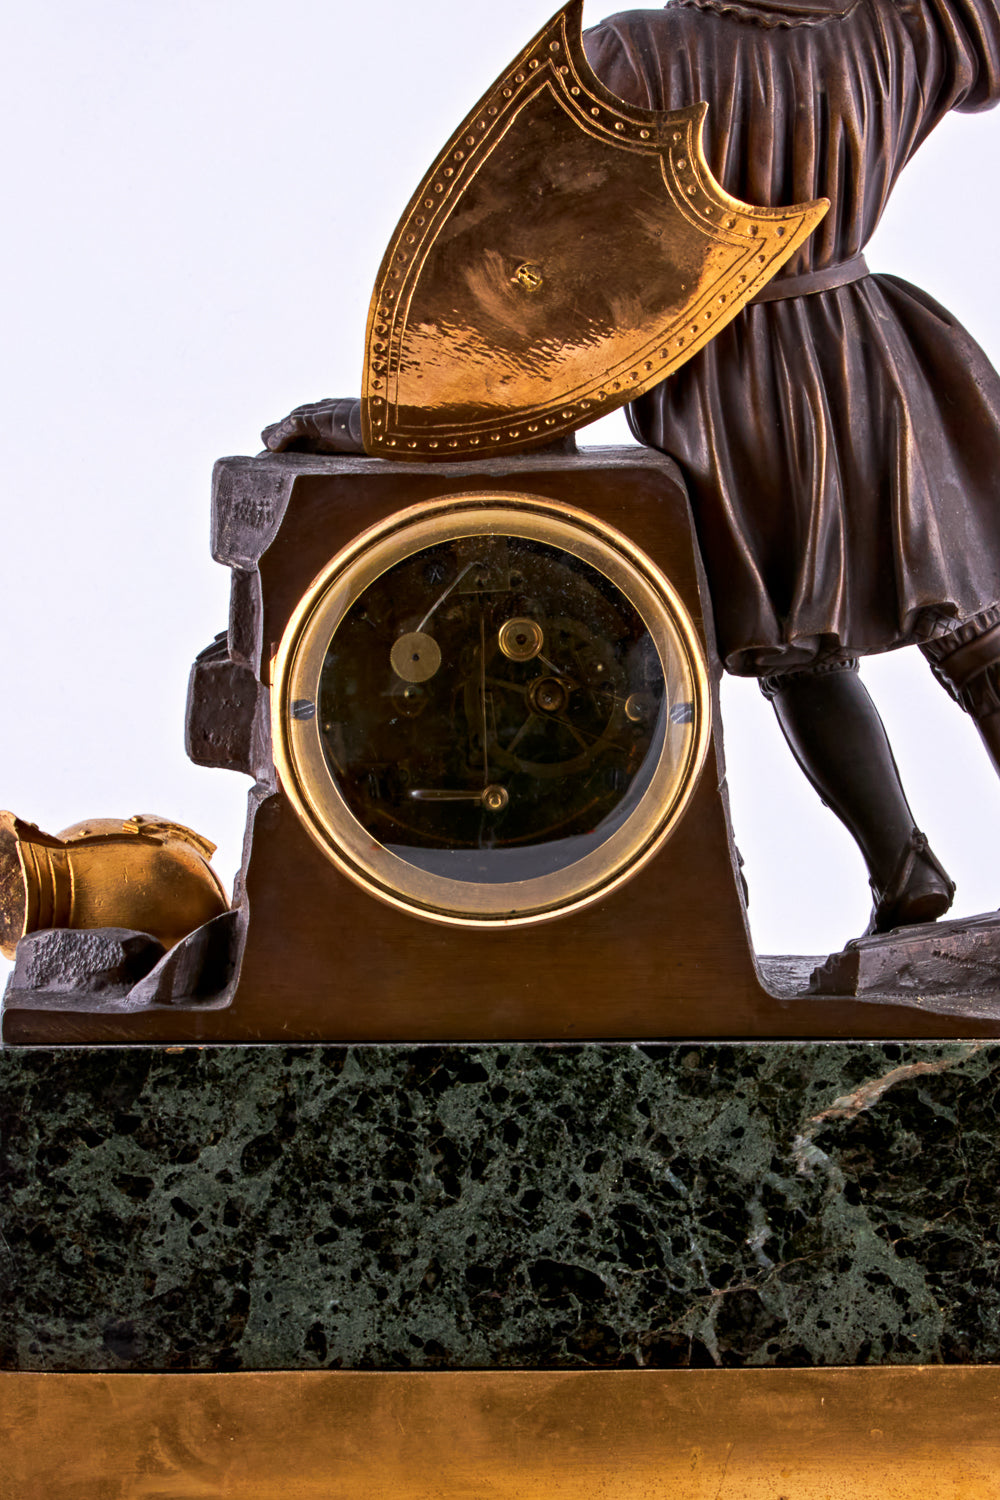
[[583, 0, 1000, 949], [589, 0, 1000, 679]]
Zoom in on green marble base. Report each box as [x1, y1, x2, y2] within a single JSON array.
[[2, 1042, 997, 1372]]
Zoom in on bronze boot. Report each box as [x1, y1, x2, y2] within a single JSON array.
[[764, 663, 954, 932]]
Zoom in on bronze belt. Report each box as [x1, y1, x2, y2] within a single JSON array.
[[750, 252, 869, 304]]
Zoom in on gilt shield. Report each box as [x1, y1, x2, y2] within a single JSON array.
[[361, 0, 827, 460]]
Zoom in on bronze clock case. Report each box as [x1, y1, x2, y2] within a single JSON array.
[[227, 445, 758, 1043], [7, 445, 995, 1043]]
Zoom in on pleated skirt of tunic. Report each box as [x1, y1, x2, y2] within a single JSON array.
[[629, 272, 1000, 677]]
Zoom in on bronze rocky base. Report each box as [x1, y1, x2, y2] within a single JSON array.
[[807, 909, 1000, 1010]]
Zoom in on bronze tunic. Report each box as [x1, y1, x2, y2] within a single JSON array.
[[586, 0, 1000, 674]]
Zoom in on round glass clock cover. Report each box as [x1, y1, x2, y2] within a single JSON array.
[[273, 494, 710, 926]]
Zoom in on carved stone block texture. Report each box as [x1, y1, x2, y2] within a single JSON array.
[[9, 929, 165, 999], [811, 912, 1000, 998]]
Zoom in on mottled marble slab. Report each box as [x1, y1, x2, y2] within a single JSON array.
[[1, 1042, 997, 1372]]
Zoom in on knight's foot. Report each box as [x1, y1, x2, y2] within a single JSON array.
[[866, 830, 955, 936], [261, 397, 364, 454]]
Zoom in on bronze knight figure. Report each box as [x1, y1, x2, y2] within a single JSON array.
[[265, 0, 1000, 937]]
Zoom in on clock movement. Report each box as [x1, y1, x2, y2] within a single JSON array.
[[271, 491, 709, 928]]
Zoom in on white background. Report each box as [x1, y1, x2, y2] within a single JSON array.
[[3, 0, 1000, 981]]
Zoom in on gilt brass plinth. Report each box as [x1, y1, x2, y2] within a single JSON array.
[[3, 1368, 1000, 1497]]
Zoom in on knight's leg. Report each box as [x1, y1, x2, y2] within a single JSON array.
[[921, 607, 1000, 775], [761, 660, 954, 932]]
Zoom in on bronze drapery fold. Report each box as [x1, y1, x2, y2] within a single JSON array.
[[586, 0, 1000, 674]]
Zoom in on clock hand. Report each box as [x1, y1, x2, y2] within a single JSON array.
[[548, 714, 614, 749], [486, 672, 578, 696], [480, 611, 490, 789], [416, 560, 477, 632], [504, 714, 540, 756], [485, 676, 529, 696], [408, 785, 509, 811]]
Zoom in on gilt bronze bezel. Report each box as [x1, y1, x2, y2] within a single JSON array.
[[272, 492, 711, 927]]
